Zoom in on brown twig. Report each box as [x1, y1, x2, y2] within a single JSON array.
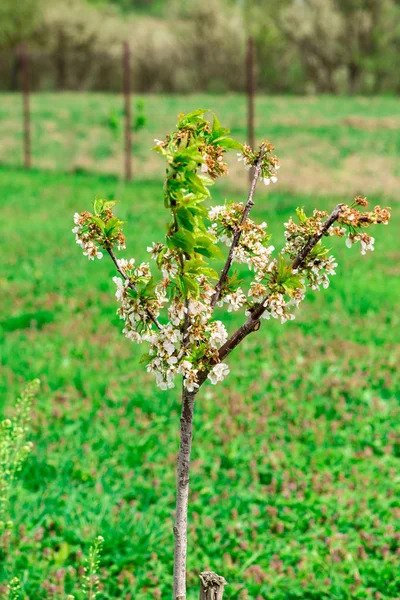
[[292, 204, 344, 270], [210, 144, 266, 309], [107, 247, 161, 330]]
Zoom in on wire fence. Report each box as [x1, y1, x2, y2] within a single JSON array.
[[0, 38, 256, 181]]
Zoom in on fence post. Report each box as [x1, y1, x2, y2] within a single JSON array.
[[246, 35, 255, 153], [199, 572, 227, 600], [21, 42, 31, 170], [123, 40, 132, 182]]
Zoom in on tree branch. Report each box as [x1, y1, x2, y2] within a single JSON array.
[[216, 203, 344, 364], [106, 247, 161, 330], [210, 144, 266, 309], [292, 203, 344, 270]]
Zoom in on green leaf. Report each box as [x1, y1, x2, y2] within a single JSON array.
[[188, 205, 208, 218], [201, 267, 219, 279], [190, 342, 208, 362], [214, 136, 243, 151], [296, 207, 308, 223], [156, 246, 168, 268], [194, 231, 218, 246], [105, 217, 124, 236], [127, 288, 138, 299], [182, 275, 200, 298], [152, 144, 166, 155], [167, 229, 195, 254], [212, 113, 221, 132], [310, 241, 329, 258], [184, 258, 204, 274], [141, 277, 156, 298], [140, 352, 152, 365], [282, 279, 304, 297], [177, 109, 209, 127], [224, 272, 244, 294], [194, 244, 223, 260], [103, 200, 118, 210], [93, 198, 104, 214], [177, 207, 196, 232], [186, 172, 210, 197]]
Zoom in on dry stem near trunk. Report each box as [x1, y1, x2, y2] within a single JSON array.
[[173, 387, 197, 600], [199, 572, 227, 600]]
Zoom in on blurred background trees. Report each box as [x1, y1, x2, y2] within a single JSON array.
[[0, 0, 399, 93]]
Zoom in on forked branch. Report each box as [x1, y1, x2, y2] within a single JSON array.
[[210, 144, 266, 309]]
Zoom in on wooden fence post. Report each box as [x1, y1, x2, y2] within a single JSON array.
[[123, 40, 132, 182], [21, 42, 31, 170], [199, 571, 227, 600], [246, 35, 255, 153]]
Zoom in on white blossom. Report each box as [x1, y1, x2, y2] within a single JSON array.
[[208, 320, 228, 349], [208, 362, 230, 385]]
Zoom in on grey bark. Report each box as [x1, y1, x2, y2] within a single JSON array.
[[173, 387, 197, 599]]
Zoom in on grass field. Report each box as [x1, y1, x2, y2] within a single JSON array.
[[0, 94, 399, 599], [1, 93, 400, 195]]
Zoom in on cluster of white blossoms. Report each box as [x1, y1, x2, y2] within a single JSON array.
[[282, 211, 340, 293], [145, 322, 230, 392], [262, 293, 295, 324], [237, 142, 280, 185], [113, 258, 164, 344], [338, 200, 390, 255], [72, 202, 126, 262], [208, 203, 275, 278], [219, 289, 247, 313], [110, 245, 233, 391], [143, 305, 230, 391], [303, 255, 338, 291], [345, 233, 375, 255], [72, 213, 104, 260]]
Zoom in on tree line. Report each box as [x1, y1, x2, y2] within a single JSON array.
[[1, 0, 399, 94]]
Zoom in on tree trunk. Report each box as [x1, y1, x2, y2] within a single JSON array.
[[199, 572, 227, 600], [173, 387, 196, 599]]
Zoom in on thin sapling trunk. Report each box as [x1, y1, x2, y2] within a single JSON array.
[[173, 387, 196, 599]]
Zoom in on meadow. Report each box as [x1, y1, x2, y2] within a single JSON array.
[[0, 94, 399, 599]]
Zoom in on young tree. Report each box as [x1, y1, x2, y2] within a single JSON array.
[[72, 110, 390, 599]]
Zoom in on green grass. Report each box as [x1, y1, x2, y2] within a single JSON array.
[[1, 93, 400, 196], [0, 95, 399, 599]]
